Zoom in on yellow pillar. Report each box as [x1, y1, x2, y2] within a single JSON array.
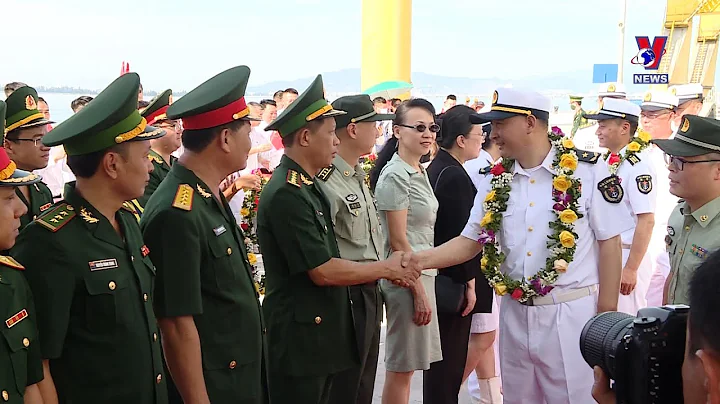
[[361, 0, 412, 95]]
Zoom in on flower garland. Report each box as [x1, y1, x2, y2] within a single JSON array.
[[605, 128, 652, 176], [240, 169, 271, 294], [477, 126, 583, 303], [360, 153, 377, 188]]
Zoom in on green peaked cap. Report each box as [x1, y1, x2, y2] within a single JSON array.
[[569, 95, 583, 103], [4, 85, 54, 134], [652, 114, 720, 157], [332, 94, 395, 129], [166, 66, 259, 129], [141, 89, 172, 124], [266, 74, 346, 137], [43, 73, 165, 156], [0, 100, 42, 187]]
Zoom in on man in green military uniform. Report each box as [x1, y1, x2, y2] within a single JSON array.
[[140, 66, 268, 404], [3, 86, 54, 228], [0, 100, 44, 404], [257, 75, 421, 404], [569, 94, 588, 138], [652, 115, 720, 305], [11, 73, 168, 404], [316, 94, 393, 404], [137, 89, 181, 207]]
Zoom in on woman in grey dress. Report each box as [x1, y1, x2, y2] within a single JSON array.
[[370, 99, 441, 404]]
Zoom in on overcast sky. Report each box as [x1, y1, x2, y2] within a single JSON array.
[[3, 0, 666, 91]]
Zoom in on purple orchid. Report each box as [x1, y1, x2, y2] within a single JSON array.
[[551, 126, 564, 136], [477, 230, 496, 245], [553, 202, 567, 212], [531, 278, 555, 296]]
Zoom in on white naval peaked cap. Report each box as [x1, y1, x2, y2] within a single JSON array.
[[469, 88, 552, 124], [668, 83, 704, 104], [583, 98, 641, 122], [641, 90, 679, 112], [597, 82, 627, 98]]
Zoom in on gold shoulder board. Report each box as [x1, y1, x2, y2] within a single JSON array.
[[286, 170, 301, 188], [0, 255, 24, 270], [35, 203, 76, 232], [148, 154, 163, 164], [172, 184, 194, 211], [479, 165, 493, 175], [575, 149, 600, 164], [316, 165, 336, 181], [627, 154, 641, 166]]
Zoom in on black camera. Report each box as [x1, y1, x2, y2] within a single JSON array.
[[580, 305, 689, 404]]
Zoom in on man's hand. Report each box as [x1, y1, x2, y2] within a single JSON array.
[[412, 282, 432, 326], [620, 267, 638, 295], [461, 284, 476, 317], [236, 173, 262, 191], [591, 366, 616, 404], [386, 251, 421, 287]]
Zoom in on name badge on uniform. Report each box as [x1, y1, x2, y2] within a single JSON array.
[[213, 225, 227, 236], [349, 202, 361, 210], [88, 259, 119, 271], [5, 309, 28, 329]]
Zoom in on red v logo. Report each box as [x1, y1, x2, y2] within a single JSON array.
[[635, 36, 668, 70]]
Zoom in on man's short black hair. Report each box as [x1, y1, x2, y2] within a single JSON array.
[[273, 90, 284, 100], [373, 97, 387, 104], [260, 99, 277, 107], [138, 100, 150, 108], [3, 82, 27, 97], [182, 120, 246, 153], [71, 96, 94, 112], [688, 249, 720, 356], [66, 143, 130, 178], [284, 88, 299, 95], [37, 97, 48, 105], [447, 94, 457, 101]]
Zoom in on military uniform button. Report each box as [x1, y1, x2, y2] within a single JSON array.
[[229, 360, 237, 369], [156, 374, 162, 384], [227, 247, 232, 255], [685, 226, 690, 231], [530, 179, 536, 184], [323, 225, 328, 232], [131, 256, 134, 262], [529, 202, 535, 207], [528, 226, 533, 232], [1, 390, 8, 402], [527, 251, 532, 257], [263, 327, 267, 335], [679, 249, 684, 254], [314, 316, 322, 324], [153, 333, 158, 342], [22, 337, 29, 347], [143, 293, 149, 302], [108, 281, 116, 291]]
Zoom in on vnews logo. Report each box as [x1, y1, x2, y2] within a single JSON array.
[[630, 36, 669, 84]]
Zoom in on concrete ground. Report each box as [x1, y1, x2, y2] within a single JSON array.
[[371, 325, 474, 404]]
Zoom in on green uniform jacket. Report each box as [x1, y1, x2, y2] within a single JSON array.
[[11, 183, 167, 404], [666, 196, 720, 304], [138, 150, 177, 208], [571, 108, 589, 138], [16, 181, 53, 229], [257, 155, 357, 377], [0, 256, 43, 404], [140, 163, 267, 404]]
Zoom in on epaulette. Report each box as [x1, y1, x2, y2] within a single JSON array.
[[627, 153, 641, 166], [148, 154, 163, 164], [122, 200, 143, 222], [575, 149, 600, 164], [286, 170, 301, 188], [478, 165, 493, 175], [172, 184, 194, 211], [35, 203, 76, 232], [316, 165, 335, 181], [0, 255, 24, 270]]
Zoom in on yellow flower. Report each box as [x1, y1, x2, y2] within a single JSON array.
[[480, 212, 494, 227], [240, 208, 251, 217], [637, 129, 651, 143], [561, 138, 575, 149], [553, 259, 569, 273], [484, 190, 497, 203], [248, 253, 257, 266], [480, 256, 489, 269], [494, 282, 508, 296], [559, 209, 578, 224], [552, 176, 571, 193], [627, 142, 641, 152], [559, 154, 578, 171], [559, 231, 576, 248]]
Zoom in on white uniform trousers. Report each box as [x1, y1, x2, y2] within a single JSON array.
[[499, 291, 597, 404], [617, 248, 653, 315], [468, 295, 502, 401], [646, 248, 670, 307]]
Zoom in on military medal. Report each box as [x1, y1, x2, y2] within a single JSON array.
[[598, 176, 624, 204], [691, 244, 708, 259], [6, 309, 28, 328], [39, 202, 52, 212], [141, 245, 150, 257]]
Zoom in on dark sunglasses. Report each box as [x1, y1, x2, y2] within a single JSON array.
[[396, 123, 440, 133]]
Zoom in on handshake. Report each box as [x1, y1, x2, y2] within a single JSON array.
[[384, 251, 424, 287]]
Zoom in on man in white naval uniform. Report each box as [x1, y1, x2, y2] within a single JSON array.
[[584, 98, 657, 315], [670, 83, 704, 130], [572, 82, 627, 153], [411, 88, 633, 404], [639, 90, 679, 307]]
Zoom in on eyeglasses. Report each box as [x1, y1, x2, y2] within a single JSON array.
[[396, 123, 440, 133], [641, 110, 672, 119], [8, 138, 44, 147], [157, 121, 182, 132], [664, 154, 720, 171]]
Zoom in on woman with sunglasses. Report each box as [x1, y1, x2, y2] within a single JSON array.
[[370, 98, 441, 404]]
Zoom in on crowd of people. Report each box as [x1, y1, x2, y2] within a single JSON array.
[[1, 66, 720, 404]]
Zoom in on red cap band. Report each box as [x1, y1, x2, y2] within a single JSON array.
[[181, 97, 249, 130], [146, 105, 169, 126], [0, 149, 11, 172]]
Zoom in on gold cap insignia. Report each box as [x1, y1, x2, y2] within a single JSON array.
[[670, 87, 677, 95], [644, 92, 653, 102], [25, 95, 37, 110], [607, 83, 616, 92], [680, 117, 690, 133], [491, 91, 498, 105]]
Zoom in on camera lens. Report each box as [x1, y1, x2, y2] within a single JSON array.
[[580, 311, 635, 379]]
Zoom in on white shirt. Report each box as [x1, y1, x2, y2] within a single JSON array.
[[647, 145, 675, 249], [464, 150, 497, 190], [573, 124, 607, 154], [461, 146, 634, 290], [609, 148, 658, 246]]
